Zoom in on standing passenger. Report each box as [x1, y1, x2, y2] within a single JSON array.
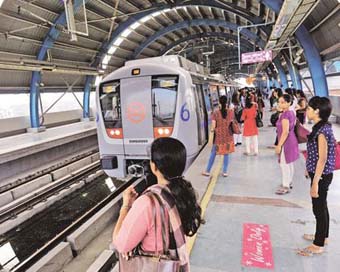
[[241, 96, 259, 156], [202, 95, 235, 177], [275, 94, 299, 194], [298, 97, 336, 256], [112, 137, 201, 271], [232, 91, 243, 146]]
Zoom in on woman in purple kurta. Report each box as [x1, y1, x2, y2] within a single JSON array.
[[275, 94, 299, 194]]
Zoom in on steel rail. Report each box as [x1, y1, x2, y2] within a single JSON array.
[[11, 175, 143, 272], [0, 161, 101, 224]]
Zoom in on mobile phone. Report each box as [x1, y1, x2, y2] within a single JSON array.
[[134, 178, 148, 195]]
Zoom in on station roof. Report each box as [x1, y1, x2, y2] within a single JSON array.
[[0, 0, 339, 93]]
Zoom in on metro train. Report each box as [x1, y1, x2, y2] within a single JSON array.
[[96, 55, 238, 178]]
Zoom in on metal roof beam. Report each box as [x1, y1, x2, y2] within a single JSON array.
[[132, 19, 265, 58], [259, 0, 328, 96], [159, 32, 254, 55]]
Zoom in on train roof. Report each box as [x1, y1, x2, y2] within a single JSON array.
[[125, 55, 237, 85]]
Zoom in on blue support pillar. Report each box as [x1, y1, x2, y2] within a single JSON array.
[[260, 0, 328, 97], [273, 58, 288, 89], [283, 54, 303, 90], [83, 76, 94, 119]]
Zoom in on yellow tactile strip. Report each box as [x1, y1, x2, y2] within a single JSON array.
[[211, 195, 302, 208]]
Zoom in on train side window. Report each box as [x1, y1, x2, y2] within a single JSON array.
[[151, 76, 178, 127], [99, 81, 122, 128]]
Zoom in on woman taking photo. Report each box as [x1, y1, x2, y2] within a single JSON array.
[[202, 95, 235, 177], [298, 97, 336, 256], [275, 94, 299, 194], [113, 137, 202, 271]]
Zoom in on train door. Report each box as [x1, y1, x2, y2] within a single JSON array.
[[202, 83, 212, 114], [192, 84, 206, 146], [196, 84, 209, 142], [120, 76, 153, 155]]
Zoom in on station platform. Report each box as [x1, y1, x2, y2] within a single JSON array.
[[189, 115, 340, 272], [0, 121, 98, 191], [60, 112, 340, 272], [0, 121, 96, 164]]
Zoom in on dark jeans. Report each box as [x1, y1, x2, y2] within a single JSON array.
[[309, 172, 333, 247]]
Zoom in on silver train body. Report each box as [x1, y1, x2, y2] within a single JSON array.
[[96, 55, 237, 178]]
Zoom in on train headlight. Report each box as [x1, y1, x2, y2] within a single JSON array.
[[154, 127, 173, 138], [106, 128, 123, 139]]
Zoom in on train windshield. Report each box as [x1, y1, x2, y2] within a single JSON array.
[[99, 80, 122, 128], [151, 76, 178, 127]]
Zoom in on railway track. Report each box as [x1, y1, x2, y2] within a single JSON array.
[[0, 161, 101, 225], [11, 175, 144, 272]]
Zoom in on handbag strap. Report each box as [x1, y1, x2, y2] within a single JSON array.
[[147, 193, 159, 255], [146, 192, 169, 256], [152, 193, 170, 255]]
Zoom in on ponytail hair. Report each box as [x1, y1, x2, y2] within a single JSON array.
[[150, 137, 202, 236], [219, 95, 228, 119]]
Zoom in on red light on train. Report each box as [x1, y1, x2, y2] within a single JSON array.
[[106, 128, 123, 139], [153, 127, 173, 138]]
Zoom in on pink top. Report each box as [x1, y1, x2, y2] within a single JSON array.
[[113, 190, 170, 253]]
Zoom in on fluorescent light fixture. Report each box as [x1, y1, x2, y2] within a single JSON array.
[[113, 37, 124, 46], [0, 0, 5, 8], [140, 15, 152, 23], [108, 46, 117, 55], [131, 22, 141, 29], [152, 11, 162, 17], [121, 28, 132, 37], [163, 8, 171, 13], [102, 55, 111, 65]]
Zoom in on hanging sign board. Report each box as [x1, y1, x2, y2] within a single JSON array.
[[241, 50, 272, 65]]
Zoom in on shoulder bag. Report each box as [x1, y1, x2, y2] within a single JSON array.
[[294, 119, 310, 144], [119, 193, 180, 272]]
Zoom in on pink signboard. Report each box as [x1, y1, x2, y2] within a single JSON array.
[[241, 50, 272, 65], [242, 223, 274, 270]]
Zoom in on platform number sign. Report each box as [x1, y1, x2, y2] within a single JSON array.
[[181, 103, 190, 122]]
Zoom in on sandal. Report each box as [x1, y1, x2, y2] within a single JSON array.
[[222, 173, 228, 177], [275, 187, 290, 195], [202, 172, 210, 177], [303, 234, 328, 245], [297, 245, 323, 256]]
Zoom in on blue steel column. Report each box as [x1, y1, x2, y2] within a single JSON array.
[[260, 0, 328, 96], [83, 76, 94, 119], [273, 58, 288, 89], [293, 65, 302, 90], [283, 54, 303, 90], [283, 54, 297, 89], [29, 0, 90, 128]]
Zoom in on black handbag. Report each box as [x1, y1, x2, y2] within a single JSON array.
[[270, 111, 280, 126], [256, 112, 263, 128]]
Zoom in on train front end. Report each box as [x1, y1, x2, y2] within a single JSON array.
[[96, 63, 181, 178]]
